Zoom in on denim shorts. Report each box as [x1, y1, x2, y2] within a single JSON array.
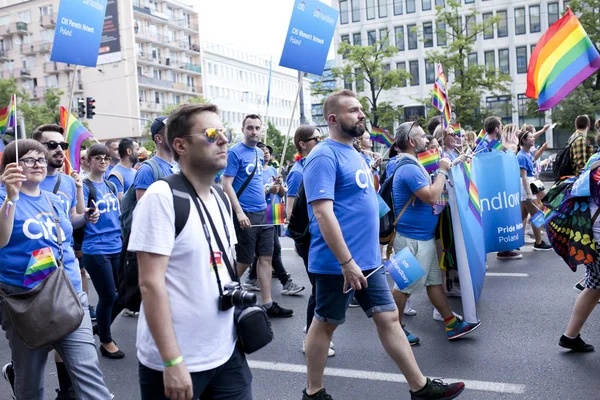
[[313, 267, 397, 325]]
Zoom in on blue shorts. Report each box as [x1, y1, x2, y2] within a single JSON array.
[[313, 267, 397, 325]]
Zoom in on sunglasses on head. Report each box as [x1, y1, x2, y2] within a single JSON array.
[[42, 141, 69, 150]]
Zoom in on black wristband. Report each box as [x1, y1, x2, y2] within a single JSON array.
[[340, 257, 353, 266]]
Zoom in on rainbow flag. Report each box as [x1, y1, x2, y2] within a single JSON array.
[[432, 84, 446, 112], [23, 247, 58, 288], [526, 8, 600, 111], [432, 64, 451, 129], [460, 162, 482, 225], [60, 105, 94, 174], [0, 94, 16, 136], [451, 123, 461, 136], [266, 202, 285, 225], [486, 139, 507, 152], [370, 127, 394, 148], [475, 129, 486, 145], [418, 149, 440, 173]]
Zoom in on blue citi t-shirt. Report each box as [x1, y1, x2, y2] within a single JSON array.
[[263, 165, 282, 204], [304, 139, 380, 274], [0, 191, 81, 292], [392, 158, 439, 241], [385, 156, 397, 181], [224, 143, 266, 213], [133, 157, 176, 191], [82, 181, 122, 254], [103, 164, 115, 180], [286, 160, 304, 197], [517, 150, 535, 177], [108, 164, 137, 193], [39, 173, 78, 216]]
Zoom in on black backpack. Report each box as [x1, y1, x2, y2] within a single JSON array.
[[553, 135, 581, 181], [287, 180, 311, 250], [116, 173, 230, 312]]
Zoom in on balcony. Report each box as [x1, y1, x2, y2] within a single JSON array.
[[39, 41, 52, 53], [138, 74, 173, 89], [0, 49, 10, 62], [14, 68, 32, 80], [40, 14, 56, 27], [182, 63, 201, 74], [25, 86, 45, 100], [44, 61, 68, 74], [133, 5, 168, 20], [74, 82, 84, 93], [21, 44, 36, 55], [0, 22, 28, 36]]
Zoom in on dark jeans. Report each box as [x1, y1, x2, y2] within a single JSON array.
[[82, 253, 124, 344], [138, 345, 252, 400], [248, 226, 289, 285], [296, 244, 316, 330]]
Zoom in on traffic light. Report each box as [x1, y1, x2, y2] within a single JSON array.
[[86, 97, 96, 119], [77, 98, 85, 118]]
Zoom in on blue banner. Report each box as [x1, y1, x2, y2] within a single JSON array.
[[384, 248, 425, 290], [279, 0, 338, 75], [475, 151, 524, 252], [50, 0, 108, 67]]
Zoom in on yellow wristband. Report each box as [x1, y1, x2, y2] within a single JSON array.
[[163, 356, 183, 367]]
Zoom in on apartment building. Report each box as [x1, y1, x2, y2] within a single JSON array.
[[0, 0, 202, 140], [201, 41, 312, 137], [334, 0, 569, 137]]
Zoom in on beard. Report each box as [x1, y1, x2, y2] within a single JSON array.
[[340, 119, 365, 138], [415, 145, 427, 154], [48, 157, 63, 169], [130, 154, 138, 165]]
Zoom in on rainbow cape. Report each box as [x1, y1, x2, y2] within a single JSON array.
[[486, 139, 507, 152], [266, 203, 285, 225], [526, 8, 600, 111], [460, 162, 482, 225], [370, 127, 393, 148], [60, 105, 94, 174], [23, 247, 58, 288], [418, 149, 440, 173]]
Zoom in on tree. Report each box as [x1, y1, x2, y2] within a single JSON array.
[[314, 37, 412, 130], [550, 85, 600, 133], [425, 0, 512, 129], [20, 88, 64, 135], [569, 0, 600, 90], [266, 121, 295, 165]]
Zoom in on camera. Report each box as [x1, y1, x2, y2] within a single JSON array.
[[219, 282, 257, 311]]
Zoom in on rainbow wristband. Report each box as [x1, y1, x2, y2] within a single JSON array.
[[163, 356, 183, 367]]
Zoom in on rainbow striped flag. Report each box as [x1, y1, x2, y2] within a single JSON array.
[[60, 106, 94, 174], [460, 162, 482, 225], [526, 8, 600, 111], [0, 94, 16, 136], [475, 129, 486, 145], [451, 123, 461, 136], [266, 203, 285, 225], [418, 149, 440, 173], [432, 64, 451, 129], [486, 139, 507, 152], [23, 247, 58, 288], [370, 127, 394, 148]]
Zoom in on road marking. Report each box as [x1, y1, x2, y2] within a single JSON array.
[[248, 360, 526, 395], [486, 272, 529, 277], [282, 248, 295, 251]]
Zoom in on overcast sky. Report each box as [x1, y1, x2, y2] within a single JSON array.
[[196, 0, 335, 63]]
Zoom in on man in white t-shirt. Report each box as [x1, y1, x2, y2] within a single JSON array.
[[128, 103, 252, 399]]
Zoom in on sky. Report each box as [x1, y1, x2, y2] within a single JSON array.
[[196, 0, 335, 64]]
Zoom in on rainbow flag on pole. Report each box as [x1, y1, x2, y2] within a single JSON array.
[[0, 94, 16, 135], [486, 139, 507, 152], [451, 123, 462, 136], [60, 105, 94, 174], [475, 129, 486, 145], [23, 247, 58, 288], [526, 8, 600, 111], [418, 149, 441, 173], [432, 64, 451, 129], [370, 127, 394, 148], [266, 203, 286, 225]]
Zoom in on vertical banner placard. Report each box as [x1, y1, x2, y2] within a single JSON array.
[[97, 0, 121, 65]]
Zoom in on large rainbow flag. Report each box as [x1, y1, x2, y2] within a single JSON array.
[[60, 105, 94, 174], [370, 127, 394, 148], [23, 247, 58, 288], [526, 8, 600, 111]]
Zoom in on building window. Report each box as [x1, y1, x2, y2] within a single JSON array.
[[425, 60, 435, 84], [468, 52, 478, 67], [499, 48, 509, 74], [393, 0, 403, 15], [484, 50, 495, 71], [466, 15, 475, 37], [486, 95, 512, 124], [409, 60, 419, 86], [437, 22, 446, 45], [465, 0, 474, 3], [531, 43, 537, 55], [395, 26, 404, 50], [435, 0, 444, 5], [380, 28, 389, 47], [339, 1, 349, 24], [353, 32, 361, 45], [422, 0, 431, 11], [423, 22, 433, 48], [548, 2, 559, 25], [397, 61, 407, 87], [341, 34, 350, 58], [407, 24, 417, 49], [482, 13, 493, 39], [344, 73, 353, 90], [379, 0, 388, 17], [351, 0, 361, 22], [497, 10, 508, 37], [516, 46, 528, 74], [355, 68, 364, 91], [515, 8, 525, 35], [367, 0, 376, 19], [367, 30, 377, 46], [529, 5, 540, 33], [406, 0, 415, 13]]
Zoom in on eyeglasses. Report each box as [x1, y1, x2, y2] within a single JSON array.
[[20, 157, 48, 167], [91, 155, 110, 162], [42, 141, 69, 150], [185, 128, 232, 143], [304, 136, 323, 143]]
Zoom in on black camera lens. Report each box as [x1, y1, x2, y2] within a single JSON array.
[[231, 289, 256, 308]]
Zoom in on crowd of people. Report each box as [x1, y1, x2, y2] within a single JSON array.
[[0, 88, 599, 400]]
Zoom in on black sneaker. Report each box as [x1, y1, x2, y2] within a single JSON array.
[[533, 241, 553, 251], [410, 378, 465, 399], [559, 334, 594, 352], [302, 388, 333, 400], [574, 282, 585, 293], [266, 302, 293, 318], [1, 362, 15, 400], [55, 388, 76, 400]]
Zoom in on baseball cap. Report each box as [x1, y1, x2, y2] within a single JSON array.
[[150, 116, 168, 140], [257, 142, 274, 155]]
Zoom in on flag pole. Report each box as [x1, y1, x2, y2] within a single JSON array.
[[264, 56, 272, 145], [278, 71, 304, 173], [13, 94, 18, 161], [65, 66, 79, 170]]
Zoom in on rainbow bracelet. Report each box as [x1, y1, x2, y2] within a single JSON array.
[[163, 356, 183, 368]]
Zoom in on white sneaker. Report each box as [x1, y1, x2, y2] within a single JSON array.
[[524, 236, 536, 244], [281, 279, 305, 296], [403, 298, 417, 316], [241, 278, 260, 292], [433, 309, 462, 322], [122, 309, 139, 317], [303, 340, 335, 357], [302, 326, 335, 349]]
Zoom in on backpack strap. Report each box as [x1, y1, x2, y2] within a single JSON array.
[[211, 184, 231, 217], [393, 194, 416, 227], [52, 173, 62, 194], [146, 157, 163, 181], [162, 174, 191, 238], [83, 178, 96, 208], [108, 170, 124, 190], [593, 206, 600, 225], [104, 180, 118, 196]]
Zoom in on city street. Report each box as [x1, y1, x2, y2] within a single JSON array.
[[2, 237, 600, 399]]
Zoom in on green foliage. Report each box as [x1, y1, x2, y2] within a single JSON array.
[[569, 1, 600, 88], [425, 0, 511, 129], [20, 88, 64, 135], [266, 121, 296, 164], [550, 85, 600, 130]]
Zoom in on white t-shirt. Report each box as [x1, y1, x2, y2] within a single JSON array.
[[128, 180, 238, 373]]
